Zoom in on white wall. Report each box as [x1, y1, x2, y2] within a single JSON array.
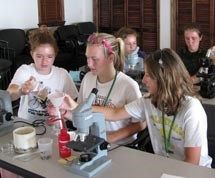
[[64, 0, 93, 25], [0, 0, 170, 47], [0, 0, 93, 30], [160, 0, 171, 48], [0, 0, 38, 29]]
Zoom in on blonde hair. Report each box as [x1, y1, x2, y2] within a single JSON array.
[[87, 33, 125, 71], [28, 26, 58, 54]]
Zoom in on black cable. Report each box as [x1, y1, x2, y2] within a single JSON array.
[[14, 119, 47, 135], [107, 145, 122, 152]]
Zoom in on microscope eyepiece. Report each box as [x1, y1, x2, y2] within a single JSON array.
[[91, 88, 98, 95], [5, 112, 13, 121]]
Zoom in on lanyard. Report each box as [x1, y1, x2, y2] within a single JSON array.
[[162, 111, 176, 157], [96, 70, 118, 106]]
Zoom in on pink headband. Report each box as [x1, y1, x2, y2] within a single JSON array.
[[88, 34, 113, 53]]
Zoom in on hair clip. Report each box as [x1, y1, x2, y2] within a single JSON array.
[[102, 39, 113, 53], [88, 33, 113, 53], [88, 34, 97, 43], [154, 50, 164, 68], [158, 58, 163, 66]]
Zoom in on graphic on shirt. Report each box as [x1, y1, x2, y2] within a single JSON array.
[[151, 115, 184, 136], [94, 94, 115, 108], [28, 82, 51, 116], [150, 114, 184, 152]]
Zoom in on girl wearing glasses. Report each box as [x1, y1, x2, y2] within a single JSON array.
[[116, 27, 146, 72]]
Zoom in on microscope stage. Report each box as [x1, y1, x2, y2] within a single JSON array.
[[67, 135, 105, 152]]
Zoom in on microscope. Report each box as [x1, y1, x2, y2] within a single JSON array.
[[66, 88, 112, 178], [0, 90, 14, 136], [197, 48, 215, 98], [126, 47, 140, 70], [125, 47, 144, 90]]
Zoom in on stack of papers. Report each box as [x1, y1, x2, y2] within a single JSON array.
[[161, 173, 187, 178]]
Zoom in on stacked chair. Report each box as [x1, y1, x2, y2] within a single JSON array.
[[54, 22, 96, 71], [0, 21, 97, 80], [0, 40, 12, 90], [0, 29, 33, 74]]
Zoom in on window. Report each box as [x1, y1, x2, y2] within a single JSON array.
[[38, 0, 65, 27], [171, 0, 215, 51], [93, 0, 160, 53]]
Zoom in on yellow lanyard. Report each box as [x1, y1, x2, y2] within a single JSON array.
[[162, 111, 176, 157]]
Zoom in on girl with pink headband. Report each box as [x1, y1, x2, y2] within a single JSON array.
[[55, 32, 146, 145]]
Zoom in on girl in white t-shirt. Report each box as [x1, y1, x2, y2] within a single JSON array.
[[52, 32, 146, 145], [7, 27, 78, 121], [61, 48, 212, 167]]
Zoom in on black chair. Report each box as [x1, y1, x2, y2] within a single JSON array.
[[54, 25, 87, 71], [54, 25, 79, 43], [0, 40, 13, 90], [125, 127, 154, 153], [202, 103, 215, 168], [0, 29, 33, 74], [0, 59, 12, 90], [54, 25, 79, 56], [0, 40, 10, 60], [75, 22, 97, 69], [77, 21, 96, 43]]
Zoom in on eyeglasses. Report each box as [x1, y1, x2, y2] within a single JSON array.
[[153, 50, 164, 68], [88, 33, 113, 53], [125, 42, 137, 46]]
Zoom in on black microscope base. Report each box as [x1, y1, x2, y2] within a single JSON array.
[[66, 155, 111, 178]]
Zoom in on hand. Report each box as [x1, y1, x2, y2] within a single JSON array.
[[46, 103, 58, 117], [47, 93, 78, 119], [46, 102, 67, 117], [61, 94, 78, 111], [20, 76, 36, 95]]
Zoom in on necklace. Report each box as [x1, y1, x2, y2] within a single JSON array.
[[96, 70, 118, 106], [162, 111, 176, 157]]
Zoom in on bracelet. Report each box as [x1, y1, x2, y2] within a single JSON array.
[[62, 110, 67, 117]]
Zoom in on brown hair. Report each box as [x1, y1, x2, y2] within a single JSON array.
[[116, 27, 138, 40], [87, 32, 125, 71], [145, 48, 197, 114], [183, 23, 203, 37], [28, 26, 58, 54]]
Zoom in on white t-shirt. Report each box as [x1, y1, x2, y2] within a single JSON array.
[[125, 95, 212, 167], [11, 64, 78, 120], [78, 71, 142, 145]]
